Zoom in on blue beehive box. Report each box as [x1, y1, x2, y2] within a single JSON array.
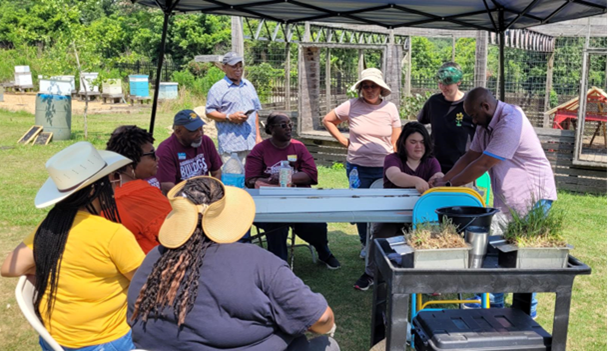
[[129, 75, 149, 97], [158, 82, 179, 100]]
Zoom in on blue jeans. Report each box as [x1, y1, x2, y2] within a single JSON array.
[[346, 162, 384, 245], [492, 200, 552, 311], [40, 330, 134, 351]]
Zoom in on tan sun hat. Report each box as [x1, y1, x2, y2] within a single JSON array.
[[159, 176, 256, 248], [34, 141, 132, 209], [351, 68, 392, 97]]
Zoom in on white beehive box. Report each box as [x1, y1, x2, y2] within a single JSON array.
[[79, 72, 99, 93], [14, 72, 33, 86], [39, 78, 73, 96], [102, 79, 122, 95], [51, 75, 76, 92], [15, 65, 30, 73]]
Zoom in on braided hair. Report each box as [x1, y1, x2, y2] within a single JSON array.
[[33, 176, 120, 326], [131, 177, 224, 326], [106, 125, 154, 170]]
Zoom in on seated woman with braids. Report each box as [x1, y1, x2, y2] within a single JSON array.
[[245, 112, 341, 269], [1, 142, 145, 351], [106, 125, 172, 253], [127, 176, 340, 351]]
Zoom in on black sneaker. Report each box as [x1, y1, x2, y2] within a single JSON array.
[[354, 273, 374, 291], [319, 254, 341, 270]]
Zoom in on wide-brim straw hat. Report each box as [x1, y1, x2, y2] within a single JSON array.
[[351, 68, 392, 97], [35, 141, 132, 209], [159, 176, 256, 248]]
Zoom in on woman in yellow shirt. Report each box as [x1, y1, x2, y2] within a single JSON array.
[[1, 142, 145, 350]]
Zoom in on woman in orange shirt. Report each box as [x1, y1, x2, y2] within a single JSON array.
[[106, 125, 172, 253]]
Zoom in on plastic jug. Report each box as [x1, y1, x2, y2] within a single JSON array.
[[349, 166, 360, 189], [279, 160, 293, 187], [221, 153, 245, 188]]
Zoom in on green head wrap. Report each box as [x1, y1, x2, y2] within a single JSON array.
[[436, 66, 463, 85]]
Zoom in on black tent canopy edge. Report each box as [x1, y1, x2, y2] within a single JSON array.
[[130, 0, 607, 135]]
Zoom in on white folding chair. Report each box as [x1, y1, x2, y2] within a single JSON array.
[[15, 275, 64, 351]]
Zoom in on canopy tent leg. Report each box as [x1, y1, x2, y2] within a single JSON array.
[[149, 11, 171, 135], [498, 8, 505, 101]]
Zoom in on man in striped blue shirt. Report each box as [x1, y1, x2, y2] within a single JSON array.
[[206, 52, 262, 164]]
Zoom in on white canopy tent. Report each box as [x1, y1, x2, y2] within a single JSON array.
[[130, 0, 607, 134]]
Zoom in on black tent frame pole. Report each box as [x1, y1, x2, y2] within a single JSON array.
[[149, 11, 171, 136], [498, 8, 505, 101]]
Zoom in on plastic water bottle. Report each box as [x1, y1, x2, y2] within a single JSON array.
[[279, 160, 292, 187], [221, 153, 245, 188], [349, 167, 360, 189]]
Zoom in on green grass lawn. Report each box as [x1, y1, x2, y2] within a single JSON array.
[[0, 108, 606, 350]]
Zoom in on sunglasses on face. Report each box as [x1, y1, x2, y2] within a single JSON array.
[[361, 83, 379, 90], [142, 150, 157, 160], [273, 122, 293, 129]]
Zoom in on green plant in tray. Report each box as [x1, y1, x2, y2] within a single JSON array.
[[503, 201, 567, 248]]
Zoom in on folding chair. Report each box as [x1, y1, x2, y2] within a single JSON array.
[[15, 275, 64, 351], [252, 224, 316, 270]]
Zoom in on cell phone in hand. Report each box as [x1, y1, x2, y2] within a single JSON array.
[[245, 109, 256, 116]]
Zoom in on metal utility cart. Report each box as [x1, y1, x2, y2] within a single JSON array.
[[371, 237, 591, 351]]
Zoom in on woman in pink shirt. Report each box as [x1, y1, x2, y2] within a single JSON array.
[[322, 68, 401, 258]]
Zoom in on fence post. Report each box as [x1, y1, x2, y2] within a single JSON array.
[[543, 51, 555, 128], [326, 48, 332, 114], [404, 36, 412, 98], [285, 42, 291, 111], [474, 30, 488, 88]]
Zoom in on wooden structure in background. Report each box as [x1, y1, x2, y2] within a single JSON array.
[[17, 125, 43, 144], [545, 87, 607, 132]]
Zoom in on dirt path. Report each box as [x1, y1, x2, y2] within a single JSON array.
[[0, 92, 219, 139], [0, 92, 149, 115]]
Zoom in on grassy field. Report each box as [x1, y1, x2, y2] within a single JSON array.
[[0, 108, 606, 351]]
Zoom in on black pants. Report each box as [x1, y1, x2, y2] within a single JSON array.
[[255, 222, 331, 262]]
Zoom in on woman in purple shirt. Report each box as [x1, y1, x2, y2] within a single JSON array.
[[245, 112, 341, 270], [355, 122, 443, 290]]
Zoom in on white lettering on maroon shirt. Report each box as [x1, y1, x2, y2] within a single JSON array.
[[179, 154, 208, 180]]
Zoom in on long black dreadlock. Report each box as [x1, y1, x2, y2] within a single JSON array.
[[32, 176, 120, 327], [131, 177, 224, 326]]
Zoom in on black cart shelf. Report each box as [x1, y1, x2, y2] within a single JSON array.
[[371, 237, 592, 351]]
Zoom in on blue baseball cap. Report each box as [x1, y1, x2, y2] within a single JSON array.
[[174, 109, 205, 131]]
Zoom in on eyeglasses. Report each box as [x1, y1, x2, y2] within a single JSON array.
[[361, 83, 379, 90], [273, 122, 293, 130], [142, 150, 157, 160]]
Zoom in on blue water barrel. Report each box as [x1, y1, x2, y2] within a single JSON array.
[[35, 94, 72, 140]]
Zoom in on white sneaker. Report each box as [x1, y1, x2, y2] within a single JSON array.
[[360, 247, 367, 259]]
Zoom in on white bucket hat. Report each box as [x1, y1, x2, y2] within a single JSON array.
[[34, 141, 132, 208], [352, 68, 392, 97]]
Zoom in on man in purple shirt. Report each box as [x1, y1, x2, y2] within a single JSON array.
[[432, 87, 557, 221], [432, 88, 557, 315], [156, 110, 223, 194]]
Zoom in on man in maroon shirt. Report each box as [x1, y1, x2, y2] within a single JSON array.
[[156, 110, 223, 194]]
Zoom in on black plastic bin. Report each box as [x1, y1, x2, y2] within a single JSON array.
[[435, 206, 499, 233], [413, 308, 551, 351]]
